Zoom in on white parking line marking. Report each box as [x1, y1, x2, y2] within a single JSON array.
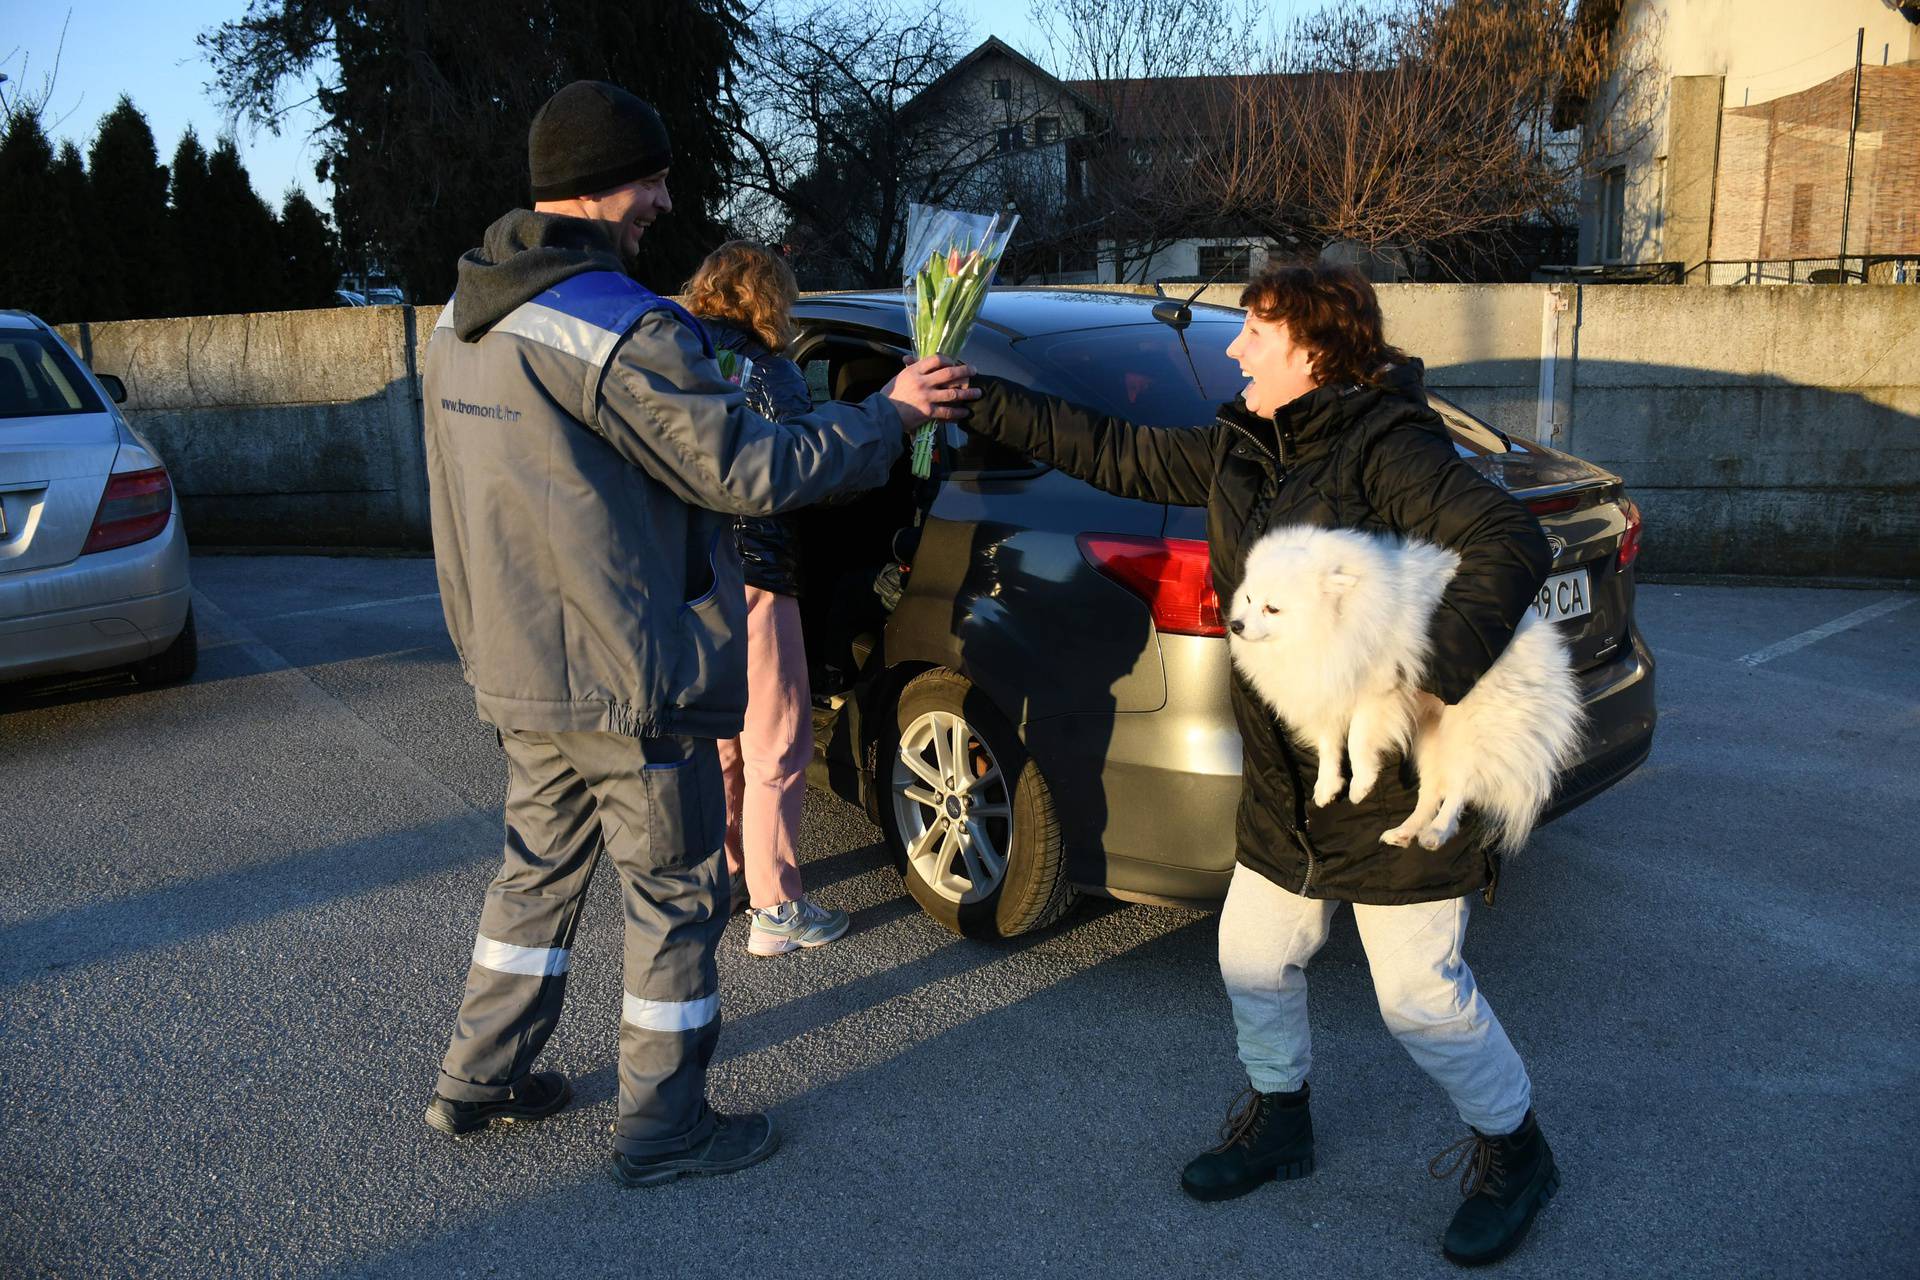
[[1736, 597, 1914, 667], [254, 592, 441, 623]]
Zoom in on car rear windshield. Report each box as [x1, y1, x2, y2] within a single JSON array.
[[1011, 320, 1248, 427], [0, 332, 103, 420], [1013, 320, 1510, 458]]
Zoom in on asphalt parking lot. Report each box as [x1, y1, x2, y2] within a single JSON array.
[[2, 556, 1915, 1279]]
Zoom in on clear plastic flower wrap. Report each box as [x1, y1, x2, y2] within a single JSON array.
[[714, 349, 754, 388], [901, 203, 1018, 477]]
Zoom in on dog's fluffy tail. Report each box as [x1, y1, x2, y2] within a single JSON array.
[[1456, 615, 1588, 853]]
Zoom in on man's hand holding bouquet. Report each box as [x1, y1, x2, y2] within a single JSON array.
[[899, 203, 1018, 477]]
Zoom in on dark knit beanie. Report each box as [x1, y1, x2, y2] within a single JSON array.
[[528, 80, 673, 201]]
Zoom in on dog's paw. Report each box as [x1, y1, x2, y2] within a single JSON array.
[[1348, 771, 1378, 802], [1312, 781, 1344, 808], [1380, 825, 1417, 847], [1417, 822, 1458, 851]]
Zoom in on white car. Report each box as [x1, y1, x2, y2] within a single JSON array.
[[0, 310, 195, 688]]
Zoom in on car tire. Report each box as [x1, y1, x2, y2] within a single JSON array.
[[132, 607, 197, 686], [883, 668, 1076, 938]]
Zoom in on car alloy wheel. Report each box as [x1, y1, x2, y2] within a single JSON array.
[[891, 709, 1014, 905]]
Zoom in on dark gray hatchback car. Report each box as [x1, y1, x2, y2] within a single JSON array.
[[785, 289, 1655, 937]]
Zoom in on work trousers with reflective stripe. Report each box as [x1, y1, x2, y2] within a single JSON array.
[[436, 727, 731, 1157]]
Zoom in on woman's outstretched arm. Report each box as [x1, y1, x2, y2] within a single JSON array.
[[969, 377, 1222, 508]]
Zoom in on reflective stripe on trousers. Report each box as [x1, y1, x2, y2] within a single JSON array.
[[437, 728, 730, 1156]]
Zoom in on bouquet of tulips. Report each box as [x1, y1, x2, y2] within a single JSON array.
[[902, 203, 1019, 477]]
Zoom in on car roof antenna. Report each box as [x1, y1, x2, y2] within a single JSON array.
[[1151, 259, 1236, 332], [1153, 260, 1236, 398]]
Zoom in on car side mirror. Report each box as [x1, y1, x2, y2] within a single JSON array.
[[97, 373, 128, 404]]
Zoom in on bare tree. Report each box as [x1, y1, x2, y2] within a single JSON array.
[[725, 1, 1029, 288], [1199, 0, 1659, 277], [1, 10, 80, 130], [1026, 0, 1269, 282]]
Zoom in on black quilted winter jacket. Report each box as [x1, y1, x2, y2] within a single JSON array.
[[970, 363, 1552, 904]]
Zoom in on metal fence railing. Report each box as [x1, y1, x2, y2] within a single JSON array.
[[1691, 255, 1920, 285]]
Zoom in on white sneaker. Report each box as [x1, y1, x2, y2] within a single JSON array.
[[747, 896, 851, 955]]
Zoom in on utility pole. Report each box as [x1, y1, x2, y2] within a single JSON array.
[[1839, 27, 1865, 280]]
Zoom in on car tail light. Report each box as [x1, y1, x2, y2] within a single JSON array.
[[1616, 496, 1644, 571], [1077, 533, 1224, 637], [83, 467, 172, 554]]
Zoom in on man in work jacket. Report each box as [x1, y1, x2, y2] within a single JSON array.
[[419, 80, 978, 1187]]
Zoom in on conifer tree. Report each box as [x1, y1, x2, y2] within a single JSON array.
[[44, 141, 105, 321], [202, 0, 747, 299], [0, 110, 85, 321], [205, 137, 286, 313], [277, 188, 340, 309], [86, 97, 174, 318], [167, 130, 216, 316]]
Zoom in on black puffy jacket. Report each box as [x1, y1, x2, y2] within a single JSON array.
[[705, 320, 811, 596], [971, 363, 1552, 904]]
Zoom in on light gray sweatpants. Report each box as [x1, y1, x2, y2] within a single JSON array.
[[1219, 863, 1533, 1135], [436, 728, 730, 1157]]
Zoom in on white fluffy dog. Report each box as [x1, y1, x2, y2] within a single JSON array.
[[1228, 524, 1585, 852]]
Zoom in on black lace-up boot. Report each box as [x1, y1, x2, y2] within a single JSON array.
[[423, 1071, 572, 1136], [1179, 1083, 1315, 1202], [1430, 1110, 1560, 1266]]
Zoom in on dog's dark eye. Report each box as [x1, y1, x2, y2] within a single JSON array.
[[1263, 605, 1280, 615]]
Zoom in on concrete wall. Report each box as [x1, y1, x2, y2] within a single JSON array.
[[58, 307, 429, 550], [62, 285, 1920, 580]]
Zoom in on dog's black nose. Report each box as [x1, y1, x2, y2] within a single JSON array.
[[1228, 619, 1244, 635]]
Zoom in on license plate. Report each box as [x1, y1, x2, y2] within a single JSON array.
[[1533, 568, 1591, 623]]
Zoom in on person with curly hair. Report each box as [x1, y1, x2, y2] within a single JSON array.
[[685, 241, 850, 956], [963, 263, 1560, 1266]]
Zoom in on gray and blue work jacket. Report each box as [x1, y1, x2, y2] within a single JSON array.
[[422, 211, 901, 741]]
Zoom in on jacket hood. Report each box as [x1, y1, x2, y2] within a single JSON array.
[[452, 210, 627, 342]]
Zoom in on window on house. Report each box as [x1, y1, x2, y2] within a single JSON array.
[[1600, 166, 1626, 262], [1198, 244, 1253, 280], [1034, 116, 1061, 144], [995, 125, 1025, 153], [990, 78, 1012, 100]]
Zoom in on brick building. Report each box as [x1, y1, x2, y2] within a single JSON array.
[[1572, 0, 1920, 282]]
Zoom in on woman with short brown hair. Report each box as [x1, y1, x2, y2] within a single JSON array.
[[965, 262, 1561, 1266], [685, 241, 850, 956]]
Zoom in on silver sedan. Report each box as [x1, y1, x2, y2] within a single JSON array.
[[0, 310, 194, 688]]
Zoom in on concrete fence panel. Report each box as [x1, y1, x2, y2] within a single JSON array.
[[55, 286, 1920, 581], [58, 306, 430, 550]]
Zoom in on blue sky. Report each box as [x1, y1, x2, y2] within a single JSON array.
[[3, 1, 1307, 213]]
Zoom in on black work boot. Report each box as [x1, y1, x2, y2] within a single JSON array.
[[1179, 1083, 1315, 1202], [1431, 1110, 1560, 1266], [423, 1071, 572, 1136], [611, 1111, 779, 1188]]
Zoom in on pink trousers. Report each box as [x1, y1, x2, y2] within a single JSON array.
[[718, 585, 810, 910]]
